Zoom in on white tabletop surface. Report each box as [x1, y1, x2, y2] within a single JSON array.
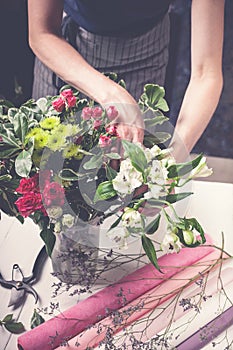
[[0, 180, 233, 350]]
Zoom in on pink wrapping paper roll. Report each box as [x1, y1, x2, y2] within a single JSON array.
[[60, 249, 221, 349], [18, 237, 213, 350]]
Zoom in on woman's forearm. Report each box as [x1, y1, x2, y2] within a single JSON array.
[[171, 72, 223, 157]]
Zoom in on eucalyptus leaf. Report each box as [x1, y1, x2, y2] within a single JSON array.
[[167, 154, 203, 178], [15, 150, 32, 177], [141, 234, 161, 272]]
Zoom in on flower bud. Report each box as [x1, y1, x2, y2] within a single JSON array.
[[92, 106, 103, 118]]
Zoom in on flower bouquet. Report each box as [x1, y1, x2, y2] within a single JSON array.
[[0, 77, 212, 284]]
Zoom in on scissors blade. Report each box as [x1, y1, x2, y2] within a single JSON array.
[[8, 288, 25, 308]]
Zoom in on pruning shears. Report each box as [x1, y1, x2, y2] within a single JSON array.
[[0, 245, 47, 308]]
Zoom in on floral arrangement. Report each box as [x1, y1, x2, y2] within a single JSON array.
[[0, 78, 212, 271]]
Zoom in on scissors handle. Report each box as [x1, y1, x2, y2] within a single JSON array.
[[24, 245, 47, 284]]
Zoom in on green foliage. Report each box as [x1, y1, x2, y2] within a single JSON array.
[[30, 309, 45, 329], [0, 314, 25, 334]]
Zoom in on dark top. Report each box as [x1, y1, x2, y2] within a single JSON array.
[[64, 0, 172, 36]]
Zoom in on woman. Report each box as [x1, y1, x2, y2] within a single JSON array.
[[27, 0, 225, 159]]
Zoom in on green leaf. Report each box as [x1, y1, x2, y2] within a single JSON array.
[[4, 321, 25, 334], [141, 84, 169, 112], [83, 153, 103, 170], [105, 153, 121, 160], [161, 192, 193, 204], [59, 168, 88, 181], [141, 234, 161, 272], [0, 147, 20, 159], [144, 114, 169, 128], [176, 228, 201, 248], [40, 228, 56, 257], [15, 150, 33, 177], [30, 309, 45, 329], [143, 132, 171, 147], [0, 190, 19, 216], [13, 112, 28, 144], [122, 139, 147, 173], [2, 314, 13, 322], [0, 133, 21, 149], [167, 154, 203, 178], [106, 164, 117, 181], [108, 215, 123, 231], [94, 181, 117, 202], [145, 214, 161, 235], [182, 217, 206, 244]]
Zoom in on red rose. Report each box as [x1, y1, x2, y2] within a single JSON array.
[[66, 95, 77, 108], [99, 135, 112, 147], [43, 182, 65, 207], [16, 174, 39, 194], [15, 192, 44, 217], [52, 97, 65, 112], [60, 89, 74, 99]]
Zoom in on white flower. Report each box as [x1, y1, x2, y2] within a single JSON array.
[[150, 145, 162, 158], [190, 157, 213, 178], [183, 230, 197, 245], [122, 208, 144, 231], [107, 227, 130, 250], [148, 160, 167, 185], [161, 233, 182, 254], [148, 183, 166, 198], [46, 206, 63, 219], [36, 97, 48, 113], [112, 159, 143, 196], [62, 214, 75, 228], [54, 221, 61, 233]]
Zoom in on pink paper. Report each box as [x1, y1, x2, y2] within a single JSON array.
[[18, 237, 213, 350], [56, 249, 222, 349]]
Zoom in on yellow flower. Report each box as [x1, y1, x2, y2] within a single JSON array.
[[39, 116, 60, 130], [47, 133, 67, 151], [51, 124, 81, 138], [62, 144, 83, 159], [27, 128, 49, 149]]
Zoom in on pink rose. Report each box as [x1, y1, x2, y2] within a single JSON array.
[[16, 174, 39, 194], [43, 182, 65, 207], [93, 119, 102, 130], [99, 135, 112, 147], [60, 89, 74, 98], [105, 124, 118, 136], [66, 95, 77, 108], [15, 192, 44, 217], [92, 106, 103, 118], [81, 107, 93, 120], [106, 106, 118, 120], [52, 97, 65, 112]]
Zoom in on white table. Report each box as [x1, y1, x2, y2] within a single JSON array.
[[0, 180, 233, 350]]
